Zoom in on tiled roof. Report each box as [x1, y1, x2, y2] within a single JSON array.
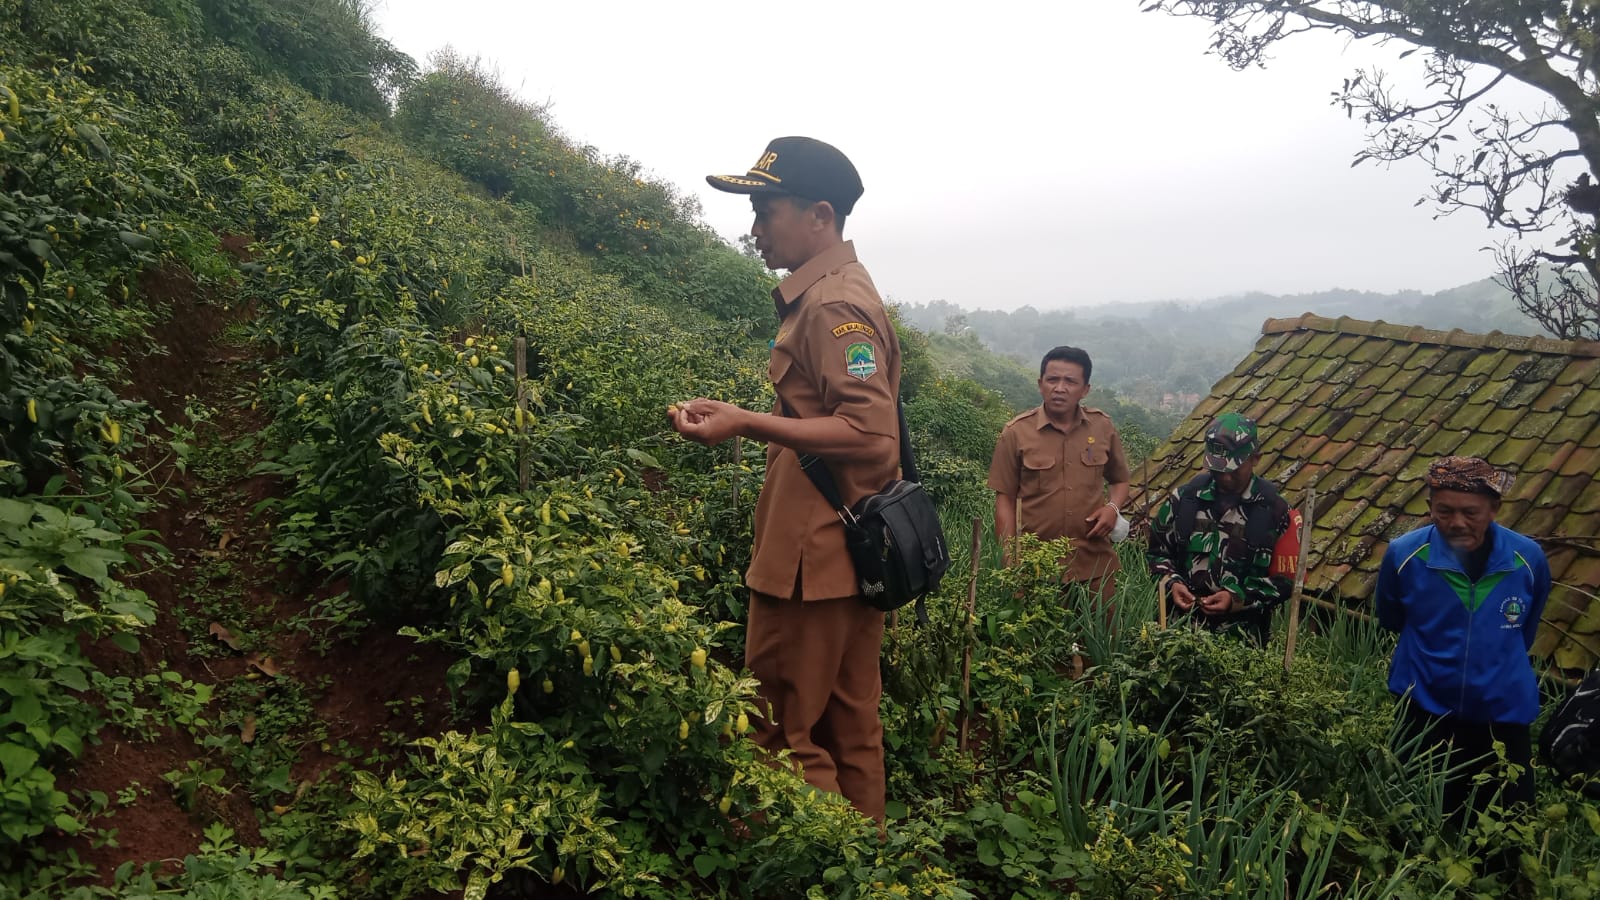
[[1129, 314, 1600, 671]]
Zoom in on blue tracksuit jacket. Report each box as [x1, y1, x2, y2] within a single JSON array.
[[1376, 523, 1551, 725]]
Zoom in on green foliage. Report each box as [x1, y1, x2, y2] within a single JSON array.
[[7, 1, 1599, 897], [193, 0, 416, 117], [393, 51, 775, 331]]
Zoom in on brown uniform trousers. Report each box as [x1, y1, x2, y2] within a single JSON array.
[[742, 241, 900, 823], [745, 591, 885, 821]]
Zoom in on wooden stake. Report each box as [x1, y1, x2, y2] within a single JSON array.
[[1308, 595, 1373, 622], [1157, 577, 1168, 630], [1283, 488, 1315, 672], [514, 337, 529, 492], [958, 517, 982, 752]]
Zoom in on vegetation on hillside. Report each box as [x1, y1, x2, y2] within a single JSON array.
[[1, 1, 1597, 898]]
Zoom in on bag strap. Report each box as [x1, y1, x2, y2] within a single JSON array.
[[778, 396, 919, 522], [778, 395, 934, 626]]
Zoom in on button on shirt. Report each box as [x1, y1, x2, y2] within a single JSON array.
[[746, 241, 902, 601], [987, 406, 1130, 583]]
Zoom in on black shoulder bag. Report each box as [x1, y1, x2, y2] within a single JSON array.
[[781, 398, 951, 612]]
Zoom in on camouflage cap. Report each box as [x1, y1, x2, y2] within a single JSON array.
[[1203, 412, 1260, 472]]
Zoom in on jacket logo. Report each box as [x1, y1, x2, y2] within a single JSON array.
[[1501, 596, 1526, 627]]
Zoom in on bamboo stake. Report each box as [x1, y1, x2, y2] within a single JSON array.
[[514, 337, 529, 492], [1158, 577, 1168, 629], [958, 517, 982, 752], [1283, 488, 1316, 672]]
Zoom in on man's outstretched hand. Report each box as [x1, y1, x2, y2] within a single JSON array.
[[669, 398, 747, 446]]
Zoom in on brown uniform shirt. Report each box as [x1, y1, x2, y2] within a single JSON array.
[[747, 241, 902, 601], [987, 405, 1131, 584]]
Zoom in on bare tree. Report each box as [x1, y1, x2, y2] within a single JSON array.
[[1147, 0, 1600, 339]]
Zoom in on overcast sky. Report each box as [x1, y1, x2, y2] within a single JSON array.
[[370, 1, 1527, 311]]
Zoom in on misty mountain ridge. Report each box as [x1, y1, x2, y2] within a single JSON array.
[[898, 276, 1549, 416]]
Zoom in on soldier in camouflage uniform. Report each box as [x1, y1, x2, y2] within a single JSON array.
[[1148, 413, 1292, 646]]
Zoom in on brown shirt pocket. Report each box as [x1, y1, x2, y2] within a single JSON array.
[[1022, 449, 1057, 482]]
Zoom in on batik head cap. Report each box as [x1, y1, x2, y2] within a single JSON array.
[[1426, 456, 1514, 497], [1203, 412, 1259, 472]]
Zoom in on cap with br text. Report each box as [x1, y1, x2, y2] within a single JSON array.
[[1203, 413, 1260, 473], [706, 136, 864, 215]]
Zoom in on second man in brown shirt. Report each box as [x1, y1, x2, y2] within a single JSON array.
[[988, 345, 1131, 604]]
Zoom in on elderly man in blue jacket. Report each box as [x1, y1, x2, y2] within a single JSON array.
[[1377, 455, 1551, 827]]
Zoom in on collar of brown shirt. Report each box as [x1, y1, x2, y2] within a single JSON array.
[[773, 240, 859, 316]]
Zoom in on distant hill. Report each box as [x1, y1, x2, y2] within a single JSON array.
[[898, 278, 1547, 413]]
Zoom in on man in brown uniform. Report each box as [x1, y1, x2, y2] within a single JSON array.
[[988, 346, 1131, 603], [670, 136, 898, 822]]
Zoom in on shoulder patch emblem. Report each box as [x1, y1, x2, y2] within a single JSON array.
[[832, 321, 877, 339], [845, 341, 878, 380]]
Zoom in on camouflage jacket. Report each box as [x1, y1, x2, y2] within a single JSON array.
[[1148, 473, 1293, 629]]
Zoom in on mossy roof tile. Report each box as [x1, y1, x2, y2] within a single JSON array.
[[1347, 340, 1392, 365], [1556, 356, 1600, 386], [1380, 366, 1428, 395], [1298, 331, 1343, 358], [1491, 354, 1535, 381], [1385, 395, 1442, 428], [1286, 460, 1327, 493], [1340, 444, 1387, 474], [1312, 440, 1359, 468], [1463, 349, 1509, 378], [1559, 445, 1600, 477], [1510, 410, 1567, 440], [1533, 380, 1589, 413], [1511, 504, 1569, 537], [1332, 414, 1375, 443], [1403, 372, 1457, 399], [1279, 404, 1325, 435], [1431, 347, 1480, 376], [1527, 356, 1574, 383], [1402, 346, 1448, 371], [1339, 569, 1373, 597], [1446, 398, 1491, 432], [1355, 364, 1401, 391], [1486, 437, 1541, 469], [1350, 389, 1396, 418], [1564, 389, 1600, 418], [1574, 419, 1600, 448], [1500, 380, 1548, 408], [1473, 406, 1526, 435], [1562, 557, 1600, 598]]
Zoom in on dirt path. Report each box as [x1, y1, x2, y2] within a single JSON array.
[[53, 261, 457, 888]]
